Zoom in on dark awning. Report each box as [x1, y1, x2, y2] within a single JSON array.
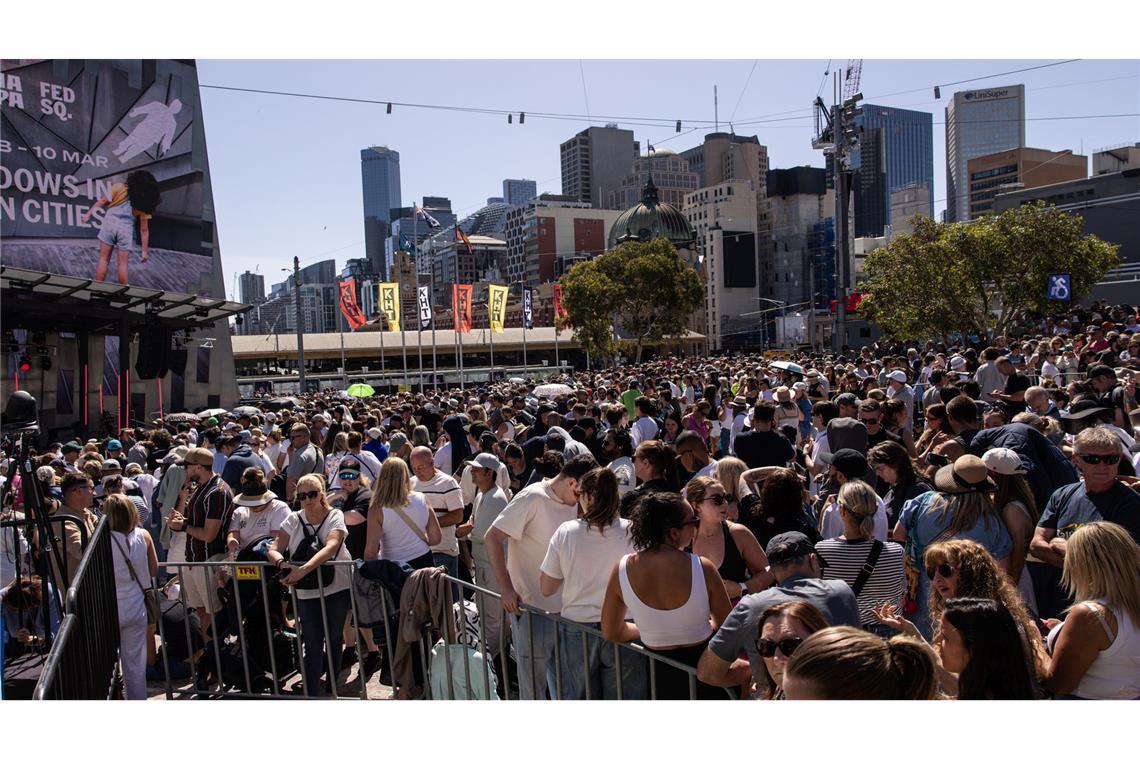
[[1, 265, 252, 334]]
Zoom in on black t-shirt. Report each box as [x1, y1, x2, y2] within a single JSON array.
[[733, 430, 795, 470], [337, 487, 373, 560], [1003, 373, 1031, 415], [1039, 481, 1140, 543]]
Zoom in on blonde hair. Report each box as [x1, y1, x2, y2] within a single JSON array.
[[786, 626, 937, 700], [104, 493, 139, 534], [715, 457, 747, 500], [838, 480, 878, 539], [296, 473, 330, 509], [371, 457, 412, 510], [1064, 522, 1140, 627]]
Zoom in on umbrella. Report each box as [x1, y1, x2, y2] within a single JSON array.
[[768, 360, 804, 375], [509, 377, 526, 384], [533, 383, 574, 399], [265, 397, 303, 411], [197, 408, 228, 420], [232, 405, 259, 417], [162, 412, 198, 424], [346, 384, 375, 398]]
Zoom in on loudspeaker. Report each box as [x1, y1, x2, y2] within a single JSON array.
[[167, 345, 188, 376], [135, 325, 171, 379]]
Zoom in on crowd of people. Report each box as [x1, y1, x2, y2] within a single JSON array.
[[2, 299, 1139, 700]]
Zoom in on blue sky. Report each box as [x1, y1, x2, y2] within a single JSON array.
[[197, 58, 1138, 299]]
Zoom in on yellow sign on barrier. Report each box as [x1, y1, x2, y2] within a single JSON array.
[[235, 565, 261, 581]]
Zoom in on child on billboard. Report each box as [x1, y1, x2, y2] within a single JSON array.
[[80, 170, 161, 285]]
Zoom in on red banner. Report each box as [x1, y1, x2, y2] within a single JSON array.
[[453, 283, 473, 333], [828, 292, 863, 313], [339, 278, 367, 330], [553, 283, 569, 325]]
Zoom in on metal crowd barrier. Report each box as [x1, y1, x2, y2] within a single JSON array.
[[33, 519, 120, 700], [150, 558, 734, 701]]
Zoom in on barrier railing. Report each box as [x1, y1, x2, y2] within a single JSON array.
[[151, 558, 735, 700], [33, 518, 120, 700]]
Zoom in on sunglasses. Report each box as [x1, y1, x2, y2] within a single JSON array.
[[676, 516, 701, 529], [756, 637, 805, 658], [338, 472, 359, 480], [297, 490, 321, 501], [703, 494, 729, 506], [926, 563, 955, 581], [1076, 453, 1121, 466], [927, 453, 949, 467], [858, 417, 881, 425]]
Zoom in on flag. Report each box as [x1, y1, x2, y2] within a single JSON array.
[[378, 283, 401, 332], [553, 283, 569, 325], [522, 287, 534, 329], [455, 226, 474, 255], [338, 278, 366, 331], [399, 234, 415, 255], [487, 284, 508, 333], [417, 285, 432, 330], [452, 284, 472, 333], [415, 205, 441, 229]]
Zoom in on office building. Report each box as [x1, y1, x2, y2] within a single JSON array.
[[767, 167, 834, 308], [360, 146, 402, 279], [502, 178, 538, 206], [852, 104, 934, 236], [966, 147, 1087, 219], [993, 168, 1140, 304], [1093, 143, 1140, 176], [945, 85, 1025, 222], [608, 149, 700, 210], [560, 125, 639, 207], [238, 270, 265, 305], [503, 194, 622, 287], [889, 183, 933, 237], [388, 197, 457, 276]]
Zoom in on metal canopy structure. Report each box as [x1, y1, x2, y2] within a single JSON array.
[[0, 266, 252, 334]]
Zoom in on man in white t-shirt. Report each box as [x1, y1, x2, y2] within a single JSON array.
[[409, 447, 465, 588], [485, 454, 595, 699], [456, 453, 511, 658], [629, 397, 659, 447]]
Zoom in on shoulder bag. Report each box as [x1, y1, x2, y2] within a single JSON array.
[[111, 532, 160, 624], [288, 511, 336, 590], [850, 540, 884, 597]]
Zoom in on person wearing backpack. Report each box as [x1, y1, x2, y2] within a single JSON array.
[[266, 473, 352, 695]]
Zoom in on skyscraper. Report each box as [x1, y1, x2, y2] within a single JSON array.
[[945, 85, 1025, 222], [361, 146, 402, 279], [560, 125, 639, 207], [238, 270, 265, 305], [502, 178, 538, 206], [852, 104, 934, 236]]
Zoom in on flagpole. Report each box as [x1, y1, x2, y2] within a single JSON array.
[[521, 282, 528, 376], [378, 283, 386, 393], [488, 290, 495, 374], [400, 303, 409, 391], [431, 270, 438, 393], [417, 310, 424, 392]]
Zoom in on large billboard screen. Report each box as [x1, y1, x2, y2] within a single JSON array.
[[722, 231, 756, 289], [1, 60, 216, 295]]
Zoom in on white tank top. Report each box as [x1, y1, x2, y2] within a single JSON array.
[[380, 491, 432, 563], [1048, 599, 1140, 699], [111, 527, 150, 604], [618, 552, 712, 648]]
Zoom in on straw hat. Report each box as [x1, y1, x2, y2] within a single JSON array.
[[934, 455, 996, 494]]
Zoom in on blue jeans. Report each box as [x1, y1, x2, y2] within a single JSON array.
[[432, 552, 461, 606], [296, 589, 351, 695], [510, 611, 557, 700], [554, 620, 648, 700]]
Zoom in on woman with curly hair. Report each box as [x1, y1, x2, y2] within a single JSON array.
[[80, 169, 161, 285], [601, 491, 732, 699], [874, 538, 1048, 695]]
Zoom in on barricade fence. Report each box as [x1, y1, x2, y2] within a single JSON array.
[[152, 559, 735, 701]]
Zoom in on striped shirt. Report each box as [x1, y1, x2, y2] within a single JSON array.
[[412, 471, 464, 556], [185, 475, 235, 563], [815, 538, 906, 626]]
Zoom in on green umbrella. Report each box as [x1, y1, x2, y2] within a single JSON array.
[[346, 383, 375, 398]]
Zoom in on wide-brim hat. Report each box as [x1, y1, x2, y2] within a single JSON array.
[[234, 488, 278, 507], [934, 455, 996, 494], [730, 396, 749, 408], [1060, 398, 1112, 421]]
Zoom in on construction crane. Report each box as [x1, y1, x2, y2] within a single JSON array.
[[842, 59, 863, 101]]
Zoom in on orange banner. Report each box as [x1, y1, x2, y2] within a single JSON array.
[[453, 283, 473, 333], [338, 278, 366, 330]]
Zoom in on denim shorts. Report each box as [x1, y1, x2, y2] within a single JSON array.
[[98, 213, 134, 250]]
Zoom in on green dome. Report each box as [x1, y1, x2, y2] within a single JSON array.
[[608, 177, 696, 250]]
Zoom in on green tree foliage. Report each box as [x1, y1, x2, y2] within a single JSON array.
[[559, 238, 705, 363], [859, 201, 1119, 341]]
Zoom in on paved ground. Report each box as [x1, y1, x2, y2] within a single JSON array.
[[147, 655, 395, 700]]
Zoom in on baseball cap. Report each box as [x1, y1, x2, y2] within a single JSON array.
[[835, 392, 859, 407], [106, 439, 123, 451], [887, 370, 907, 383], [366, 427, 383, 440], [207, 416, 219, 427], [62, 442, 82, 454], [472, 453, 501, 471], [765, 532, 826, 567], [182, 447, 215, 467], [101, 459, 122, 472], [981, 447, 1027, 476], [820, 448, 867, 479]]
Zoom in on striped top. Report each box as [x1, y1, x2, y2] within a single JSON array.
[[815, 538, 906, 626]]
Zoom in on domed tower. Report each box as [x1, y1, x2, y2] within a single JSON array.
[[608, 175, 697, 253]]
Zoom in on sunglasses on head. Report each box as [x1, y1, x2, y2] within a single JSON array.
[[756, 637, 805, 658], [926, 563, 955, 581], [297, 490, 320, 501], [1077, 453, 1121, 466]]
